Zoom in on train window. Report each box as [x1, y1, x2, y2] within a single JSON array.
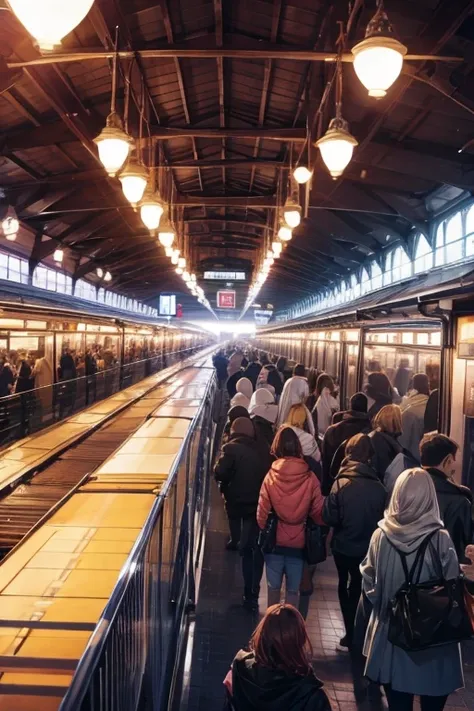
[[364, 344, 441, 395], [414, 234, 433, 274], [8, 257, 21, 283], [435, 223, 445, 266], [466, 206, 474, 256], [402, 332, 414, 344], [0, 253, 7, 280], [391, 247, 412, 282], [345, 330, 359, 342], [446, 213, 464, 262], [33, 266, 47, 289]]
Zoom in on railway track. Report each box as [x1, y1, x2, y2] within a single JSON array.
[[0, 368, 189, 557]]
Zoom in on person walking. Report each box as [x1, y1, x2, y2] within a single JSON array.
[[224, 604, 331, 711], [399, 374, 430, 460], [230, 377, 253, 409], [369, 404, 404, 478], [257, 363, 284, 398], [361, 468, 463, 711], [276, 375, 313, 433], [214, 417, 272, 609], [365, 372, 394, 421], [321, 392, 370, 494], [257, 427, 325, 609], [313, 373, 339, 437], [420, 432, 473, 563], [285, 403, 321, 473], [222, 405, 250, 445], [242, 352, 262, 389], [248, 388, 278, 448], [323, 433, 386, 651]]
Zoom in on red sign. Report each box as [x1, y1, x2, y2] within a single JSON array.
[[176, 303, 183, 318], [217, 290, 236, 309]]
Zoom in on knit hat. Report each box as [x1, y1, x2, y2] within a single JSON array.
[[350, 392, 368, 413], [231, 417, 255, 439]]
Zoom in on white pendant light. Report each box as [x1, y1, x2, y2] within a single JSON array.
[[96, 267, 104, 278], [158, 216, 175, 248], [165, 246, 174, 258], [293, 166, 313, 184], [190, 273, 197, 283], [171, 249, 180, 265], [53, 248, 63, 264], [272, 241, 282, 257], [178, 257, 186, 269], [104, 271, 112, 282], [316, 117, 358, 179], [278, 224, 293, 242], [283, 196, 302, 228], [175, 267, 183, 275], [2, 208, 19, 241], [183, 271, 191, 282], [95, 113, 133, 177], [140, 189, 164, 231], [119, 155, 148, 207], [352, 7, 407, 99], [9, 0, 95, 51]]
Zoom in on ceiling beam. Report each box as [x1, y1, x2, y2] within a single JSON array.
[[176, 195, 276, 208]]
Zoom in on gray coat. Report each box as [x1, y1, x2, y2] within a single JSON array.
[[361, 527, 464, 696]]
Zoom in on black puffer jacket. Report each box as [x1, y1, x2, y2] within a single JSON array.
[[321, 411, 372, 494], [252, 415, 275, 448], [323, 459, 387, 558], [369, 430, 402, 479], [214, 434, 272, 517], [426, 467, 474, 563], [231, 650, 331, 711]]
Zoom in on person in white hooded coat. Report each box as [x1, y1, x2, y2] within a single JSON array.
[[230, 377, 253, 410], [399, 373, 430, 461], [275, 376, 314, 435], [248, 388, 278, 447]]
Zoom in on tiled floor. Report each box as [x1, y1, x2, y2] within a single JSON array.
[[184, 481, 474, 710]]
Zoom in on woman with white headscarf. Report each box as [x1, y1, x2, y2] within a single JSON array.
[[249, 388, 278, 447], [275, 376, 314, 435], [230, 377, 253, 410], [361, 468, 463, 711]]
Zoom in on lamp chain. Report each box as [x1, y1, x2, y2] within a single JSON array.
[[111, 26, 119, 114]]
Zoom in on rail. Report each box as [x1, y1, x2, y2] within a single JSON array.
[[0, 346, 201, 444], [57, 367, 217, 711]]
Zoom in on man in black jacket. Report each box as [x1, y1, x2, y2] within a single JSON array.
[[321, 392, 370, 495], [214, 417, 273, 610], [241, 352, 262, 389], [323, 433, 386, 651], [420, 432, 473, 563]]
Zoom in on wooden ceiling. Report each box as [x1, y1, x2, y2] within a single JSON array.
[[0, 0, 474, 317]]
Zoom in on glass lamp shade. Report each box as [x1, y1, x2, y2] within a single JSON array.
[[316, 117, 358, 179], [2, 216, 19, 241], [190, 273, 197, 283], [94, 112, 133, 177], [165, 246, 174, 258], [158, 230, 175, 249], [278, 224, 293, 241], [175, 267, 183, 275], [352, 36, 406, 98], [119, 157, 148, 207], [272, 241, 282, 257], [104, 271, 112, 282], [96, 267, 104, 278], [293, 166, 313, 184], [140, 190, 164, 231], [53, 248, 63, 264], [182, 271, 191, 282], [171, 252, 180, 265], [283, 197, 302, 228], [178, 257, 186, 269], [9, 0, 95, 51]]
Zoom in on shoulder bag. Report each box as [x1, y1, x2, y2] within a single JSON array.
[[258, 509, 278, 554], [305, 519, 328, 565], [387, 531, 472, 651]]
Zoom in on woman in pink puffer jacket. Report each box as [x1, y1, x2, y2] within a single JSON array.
[[257, 426, 325, 609]]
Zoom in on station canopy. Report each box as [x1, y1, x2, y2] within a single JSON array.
[[0, 0, 473, 319]]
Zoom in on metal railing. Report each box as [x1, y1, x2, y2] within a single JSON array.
[[57, 369, 217, 711], [0, 347, 201, 444]]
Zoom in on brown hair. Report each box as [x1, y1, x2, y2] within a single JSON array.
[[420, 432, 458, 467], [271, 426, 303, 459], [285, 404, 307, 430], [373, 404, 402, 435], [250, 604, 313, 676], [307, 367, 318, 395], [345, 433, 373, 464], [316, 373, 334, 397]]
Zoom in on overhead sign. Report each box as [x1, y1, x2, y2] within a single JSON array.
[[159, 294, 176, 316], [204, 271, 246, 280], [254, 309, 273, 325], [217, 290, 236, 309]]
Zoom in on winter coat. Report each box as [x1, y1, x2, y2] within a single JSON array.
[[227, 352, 243, 378], [398, 391, 428, 461], [321, 411, 372, 494], [242, 362, 262, 389], [0, 364, 14, 397], [322, 460, 387, 558], [257, 457, 325, 549], [229, 650, 331, 711], [425, 467, 474, 563], [227, 371, 243, 399], [290, 426, 320, 461], [369, 430, 402, 479], [361, 527, 463, 696], [213, 353, 228, 381], [214, 434, 272, 518], [252, 415, 275, 448], [314, 388, 339, 436], [15, 360, 34, 393]]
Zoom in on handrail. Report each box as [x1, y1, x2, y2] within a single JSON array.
[[57, 365, 217, 711]]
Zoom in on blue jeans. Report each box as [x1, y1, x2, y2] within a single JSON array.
[[265, 552, 304, 594]]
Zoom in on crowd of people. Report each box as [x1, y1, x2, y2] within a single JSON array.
[[212, 345, 474, 711]]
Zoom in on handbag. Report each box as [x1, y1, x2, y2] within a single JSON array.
[[258, 509, 278, 554], [304, 519, 328, 565], [387, 531, 473, 651]]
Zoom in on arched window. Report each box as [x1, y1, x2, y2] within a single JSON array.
[[371, 260, 383, 290], [383, 253, 392, 286], [466, 205, 474, 257], [414, 233, 433, 274], [361, 267, 371, 295], [435, 222, 445, 266], [445, 212, 463, 262], [351, 273, 361, 298]]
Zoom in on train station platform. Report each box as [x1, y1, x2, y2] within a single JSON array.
[[182, 483, 474, 711]]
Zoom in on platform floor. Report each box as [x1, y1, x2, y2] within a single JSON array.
[[185, 482, 474, 711]]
